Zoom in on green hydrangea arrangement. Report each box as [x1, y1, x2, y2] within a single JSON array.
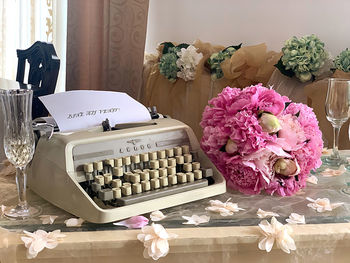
[[159, 48, 179, 83], [275, 34, 328, 82], [207, 44, 242, 80], [334, 48, 350, 72]]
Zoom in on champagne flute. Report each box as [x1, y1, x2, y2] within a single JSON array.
[[324, 78, 350, 166], [0, 89, 41, 218]]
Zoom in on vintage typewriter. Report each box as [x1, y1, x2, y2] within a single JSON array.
[[28, 112, 226, 223]]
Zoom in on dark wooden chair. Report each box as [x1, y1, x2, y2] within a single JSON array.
[[16, 41, 60, 119]]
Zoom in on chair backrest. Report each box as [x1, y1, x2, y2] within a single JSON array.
[[16, 41, 60, 119]]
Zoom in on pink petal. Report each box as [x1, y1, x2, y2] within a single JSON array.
[[114, 216, 149, 229]]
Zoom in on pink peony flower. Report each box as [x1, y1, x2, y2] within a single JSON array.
[[200, 85, 323, 196]]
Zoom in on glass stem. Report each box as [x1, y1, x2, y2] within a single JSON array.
[[16, 167, 28, 210], [332, 126, 341, 159]]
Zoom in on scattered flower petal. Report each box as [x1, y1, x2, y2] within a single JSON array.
[[182, 215, 210, 226], [137, 223, 177, 260], [113, 216, 149, 229], [205, 199, 244, 216], [258, 217, 296, 254], [64, 218, 84, 227], [150, 210, 167, 222], [321, 166, 346, 177], [286, 213, 306, 224], [39, 215, 58, 225], [21, 229, 65, 259], [306, 197, 344, 213], [257, 208, 280, 218], [306, 175, 318, 184]]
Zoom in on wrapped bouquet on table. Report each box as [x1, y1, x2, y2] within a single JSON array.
[[200, 84, 323, 196], [268, 34, 333, 104], [142, 40, 280, 140]]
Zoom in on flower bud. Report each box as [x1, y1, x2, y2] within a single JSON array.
[[259, 113, 281, 134], [225, 139, 237, 154], [273, 159, 299, 177]]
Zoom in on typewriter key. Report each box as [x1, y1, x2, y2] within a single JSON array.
[[121, 185, 132, 196], [149, 151, 158, 160], [160, 176, 169, 187], [184, 154, 192, 163], [174, 146, 182, 156], [167, 158, 176, 167], [192, 162, 201, 170], [177, 173, 187, 184], [111, 179, 122, 188], [181, 145, 190, 154], [150, 160, 159, 170], [141, 180, 151, 191], [98, 189, 113, 201], [183, 163, 192, 172], [130, 174, 141, 184], [84, 163, 94, 173], [194, 170, 202, 180], [159, 167, 167, 177], [159, 159, 168, 168], [167, 166, 176, 176], [95, 175, 104, 185], [186, 172, 194, 182], [151, 178, 160, 189], [112, 187, 122, 198], [149, 170, 159, 179], [132, 183, 142, 194], [113, 167, 123, 177], [166, 148, 174, 158], [104, 173, 113, 184], [168, 174, 177, 185], [114, 158, 123, 167], [157, 150, 166, 159], [140, 171, 150, 181]]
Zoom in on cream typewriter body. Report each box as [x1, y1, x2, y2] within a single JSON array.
[[28, 118, 226, 223]]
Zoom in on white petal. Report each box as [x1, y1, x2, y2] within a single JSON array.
[[64, 218, 84, 227], [150, 210, 166, 222], [257, 208, 280, 218], [306, 175, 318, 184]]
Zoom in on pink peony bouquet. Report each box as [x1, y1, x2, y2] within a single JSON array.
[[200, 84, 323, 196]]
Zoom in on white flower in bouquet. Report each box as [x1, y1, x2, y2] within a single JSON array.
[[176, 45, 203, 81]]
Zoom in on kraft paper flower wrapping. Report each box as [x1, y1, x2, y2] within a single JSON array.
[[142, 40, 280, 140]]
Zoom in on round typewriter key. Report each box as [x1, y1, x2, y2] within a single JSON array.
[[174, 146, 182, 156], [157, 150, 166, 159], [113, 167, 123, 177], [85, 172, 94, 181], [182, 145, 190, 154], [194, 170, 203, 180], [140, 171, 150, 181], [112, 187, 122, 198], [159, 159, 168, 168], [131, 154, 140, 164], [141, 180, 151, 191], [192, 162, 201, 170], [168, 174, 177, 185], [175, 155, 184, 164], [150, 160, 159, 169], [130, 174, 141, 184], [93, 161, 103, 171], [166, 148, 174, 158], [121, 185, 132, 196], [104, 159, 114, 167], [114, 158, 123, 167], [84, 163, 94, 173], [95, 175, 104, 185], [183, 163, 192, 172], [124, 172, 133, 182], [122, 156, 131, 166], [149, 169, 159, 179], [133, 169, 142, 174], [111, 179, 122, 188], [151, 178, 160, 189], [159, 167, 167, 177], [186, 172, 194, 182], [132, 183, 142, 194], [184, 154, 192, 163], [104, 173, 113, 184], [177, 173, 187, 184], [168, 158, 176, 167], [149, 151, 158, 160], [140, 153, 149, 162], [167, 166, 176, 175], [160, 176, 169, 187]]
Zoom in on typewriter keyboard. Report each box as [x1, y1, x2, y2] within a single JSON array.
[[79, 145, 214, 208]]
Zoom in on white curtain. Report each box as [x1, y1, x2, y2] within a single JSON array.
[[0, 0, 67, 92]]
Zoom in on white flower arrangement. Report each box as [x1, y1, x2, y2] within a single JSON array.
[[176, 45, 203, 81]]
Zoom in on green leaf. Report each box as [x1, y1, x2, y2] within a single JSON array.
[[160, 42, 175, 55], [223, 43, 242, 52], [274, 58, 295, 78]]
